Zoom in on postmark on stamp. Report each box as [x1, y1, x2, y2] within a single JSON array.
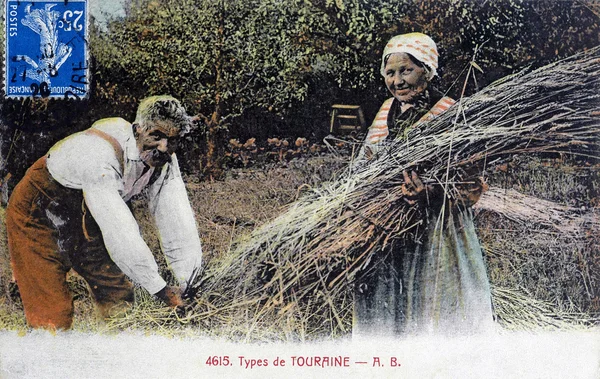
[[5, 0, 88, 99]]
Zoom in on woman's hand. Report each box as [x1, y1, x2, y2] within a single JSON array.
[[401, 169, 488, 207], [401, 170, 434, 205], [454, 176, 488, 207]]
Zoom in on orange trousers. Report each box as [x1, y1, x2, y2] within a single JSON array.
[[6, 157, 134, 329]]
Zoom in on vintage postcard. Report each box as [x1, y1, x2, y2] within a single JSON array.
[[0, 0, 599, 378]]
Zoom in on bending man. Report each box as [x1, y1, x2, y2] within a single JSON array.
[[7, 95, 203, 329]]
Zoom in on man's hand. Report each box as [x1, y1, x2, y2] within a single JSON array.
[[155, 285, 184, 308]]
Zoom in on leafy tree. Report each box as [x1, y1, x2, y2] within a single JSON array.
[[92, 0, 321, 177]]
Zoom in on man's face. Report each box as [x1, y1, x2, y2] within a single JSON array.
[[384, 52, 429, 103], [135, 121, 180, 167]]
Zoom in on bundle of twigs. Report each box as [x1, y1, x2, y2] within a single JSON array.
[[194, 47, 600, 336]]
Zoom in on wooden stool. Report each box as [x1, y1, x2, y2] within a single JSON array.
[[329, 104, 365, 134]]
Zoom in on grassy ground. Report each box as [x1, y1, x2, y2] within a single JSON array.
[[0, 153, 598, 338], [482, 156, 600, 316]]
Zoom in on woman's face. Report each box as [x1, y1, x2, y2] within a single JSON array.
[[384, 52, 429, 103]]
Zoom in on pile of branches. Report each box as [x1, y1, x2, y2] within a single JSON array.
[[187, 47, 600, 338]]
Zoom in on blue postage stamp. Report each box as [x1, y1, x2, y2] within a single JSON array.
[[5, 0, 88, 99]]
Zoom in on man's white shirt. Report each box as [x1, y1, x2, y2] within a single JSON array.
[[47, 118, 202, 294]]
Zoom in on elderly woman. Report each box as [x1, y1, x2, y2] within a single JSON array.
[[353, 33, 494, 337]]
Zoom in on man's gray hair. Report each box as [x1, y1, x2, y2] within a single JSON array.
[[134, 95, 194, 135]]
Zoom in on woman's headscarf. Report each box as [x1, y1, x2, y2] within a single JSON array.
[[380, 33, 439, 81]]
